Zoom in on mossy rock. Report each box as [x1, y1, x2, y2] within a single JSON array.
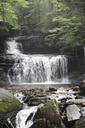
[[0, 88, 21, 127], [0, 97, 20, 114], [0, 88, 20, 114], [31, 118, 54, 128], [31, 100, 64, 128]]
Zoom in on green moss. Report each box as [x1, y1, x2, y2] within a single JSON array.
[[33, 100, 62, 128], [0, 97, 20, 114], [35, 100, 60, 118]]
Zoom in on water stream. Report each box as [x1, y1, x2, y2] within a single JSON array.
[[16, 105, 38, 128]]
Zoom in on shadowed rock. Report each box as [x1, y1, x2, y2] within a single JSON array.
[[30, 101, 65, 128]]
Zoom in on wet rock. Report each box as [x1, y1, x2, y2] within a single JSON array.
[[66, 98, 85, 105], [79, 83, 85, 94], [72, 86, 80, 92], [30, 118, 50, 128], [48, 87, 57, 92], [73, 117, 85, 128], [81, 107, 85, 117], [19, 88, 49, 106], [31, 118, 66, 128], [26, 96, 49, 106], [48, 87, 76, 103], [66, 104, 81, 121], [16, 35, 47, 54]]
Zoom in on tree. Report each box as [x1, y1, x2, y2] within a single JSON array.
[[0, 0, 29, 28], [44, 0, 85, 50], [0, 0, 85, 50]]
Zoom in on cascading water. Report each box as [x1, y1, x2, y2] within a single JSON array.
[[16, 106, 38, 128], [7, 39, 22, 55], [6, 39, 69, 84]]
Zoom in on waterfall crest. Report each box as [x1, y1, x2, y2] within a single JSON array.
[[6, 40, 69, 84], [6, 39, 22, 55]]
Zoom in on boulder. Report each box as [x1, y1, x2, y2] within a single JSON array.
[[81, 107, 85, 117], [30, 101, 65, 128], [0, 88, 20, 128], [73, 117, 85, 128], [66, 104, 81, 121], [66, 99, 85, 105], [48, 87, 57, 92]]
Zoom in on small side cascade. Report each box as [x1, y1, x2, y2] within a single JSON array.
[[16, 106, 38, 128], [6, 39, 22, 55]]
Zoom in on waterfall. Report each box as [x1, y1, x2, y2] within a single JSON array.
[[6, 40, 69, 84], [6, 39, 22, 55]]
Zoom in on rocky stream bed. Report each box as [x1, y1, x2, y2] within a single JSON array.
[[0, 84, 85, 128]]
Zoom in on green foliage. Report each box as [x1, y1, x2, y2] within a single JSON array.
[[19, 0, 84, 49], [50, 16, 83, 47], [0, 0, 29, 28], [45, 0, 85, 49], [0, 0, 85, 49]]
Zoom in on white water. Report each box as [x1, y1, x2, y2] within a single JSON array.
[[6, 40, 69, 84], [7, 40, 22, 55], [14, 92, 25, 103], [16, 106, 38, 128]]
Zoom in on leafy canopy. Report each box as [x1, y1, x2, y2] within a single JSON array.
[[0, 0, 29, 28]]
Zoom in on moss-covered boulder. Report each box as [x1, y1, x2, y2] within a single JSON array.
[[31, 100, 65, 128], [0, 97, 20, 114], [0, 88, 20, 127]]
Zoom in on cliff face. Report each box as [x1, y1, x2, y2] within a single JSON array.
[[16, 35, 59, 54]]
